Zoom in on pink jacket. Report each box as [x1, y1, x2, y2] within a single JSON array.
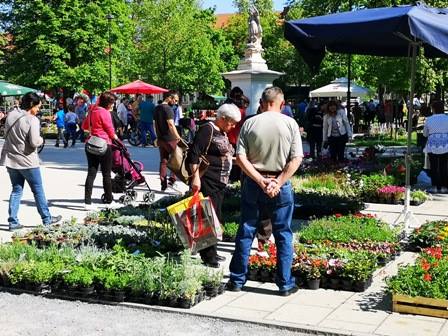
[[82, 106, 116, 144]]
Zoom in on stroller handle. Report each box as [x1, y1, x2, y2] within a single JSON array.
[[113, 138, 125, 149]]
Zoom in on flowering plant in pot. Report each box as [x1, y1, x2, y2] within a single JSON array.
[[377, 185, 405, 204]]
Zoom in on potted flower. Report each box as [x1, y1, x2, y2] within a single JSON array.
[[326, 258, 344, 289], [303, 258, 327, 290], [377, 185, 405, 204], [248, 255, 261, 281], [410, 190, 429, 206]]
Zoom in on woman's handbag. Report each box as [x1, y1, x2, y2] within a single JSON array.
[[86, 135, 108, 155], [85, 109, 108, 156], [167, 124, 212, 183]]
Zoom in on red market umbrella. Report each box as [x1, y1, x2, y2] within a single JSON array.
[[110, 80, 168, 94]]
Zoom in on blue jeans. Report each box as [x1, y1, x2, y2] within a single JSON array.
[[7, 167, 52, 227], [229, 176, 296, 292], [140, 121, 156, 145], [65, 123, 77, 145]]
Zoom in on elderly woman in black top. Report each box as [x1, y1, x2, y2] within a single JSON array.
[[186, 103, 241, 267]]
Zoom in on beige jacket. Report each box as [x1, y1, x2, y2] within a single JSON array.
[[0, 108, 43, 169]]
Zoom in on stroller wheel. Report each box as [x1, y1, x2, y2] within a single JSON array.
[[126, 190, 138, 200], [143, 191, 155, 204], [128, 129, 141, 146], [133, 161, 144, 172], [119, 195, 133, 205]]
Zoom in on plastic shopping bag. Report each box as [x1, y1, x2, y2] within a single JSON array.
[[167, 192, 222, 253]]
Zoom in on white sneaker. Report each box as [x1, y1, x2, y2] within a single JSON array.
[[441, 187, 448, 194]]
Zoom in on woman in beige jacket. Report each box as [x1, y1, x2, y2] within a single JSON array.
[[0, 92, 61, 230]]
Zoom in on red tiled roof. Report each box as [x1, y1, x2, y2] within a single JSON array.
[[215, 13, 237, 28]]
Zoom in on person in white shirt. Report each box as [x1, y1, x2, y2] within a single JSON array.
[[423, 101, 448, 193], [323, 101, 352, 162], [117, 98, 129, 128]]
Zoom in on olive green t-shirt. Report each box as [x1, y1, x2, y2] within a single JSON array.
[[236, 111, 303, 172]]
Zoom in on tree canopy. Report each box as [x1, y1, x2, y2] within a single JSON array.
[[0, 0, 446, 98]]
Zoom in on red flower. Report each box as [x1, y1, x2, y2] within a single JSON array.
[[424, 247, 443, 260], [423, 273, 432, 282], [335, 213, 342, 218], [421, 259, 431, 271]]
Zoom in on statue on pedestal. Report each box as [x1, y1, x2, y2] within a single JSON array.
[[248, 5, 262, 51]]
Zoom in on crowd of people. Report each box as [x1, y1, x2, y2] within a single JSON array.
[[1, 85, 447, 297]]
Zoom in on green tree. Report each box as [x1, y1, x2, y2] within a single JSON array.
[[135, 0, 236, 95], [285, 0, 448, 95], [2, 0, 136, 93]]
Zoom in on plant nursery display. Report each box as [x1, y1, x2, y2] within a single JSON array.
[[246, 214, 397, 292], [409, 220, 448, 250], [388, 221, 448, 319], [0, 243, 225, 309]]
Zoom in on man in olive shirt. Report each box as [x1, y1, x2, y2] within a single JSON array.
[[228, 87, 303, 296], [153, 91, 182, 191]]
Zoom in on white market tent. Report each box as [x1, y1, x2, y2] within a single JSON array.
[[309, 77, 370, 98]]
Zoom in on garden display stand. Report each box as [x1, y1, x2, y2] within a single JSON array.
[[392, 294, 448, 319], [393, 189, 420, 235]]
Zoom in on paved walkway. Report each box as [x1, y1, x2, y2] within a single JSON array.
[[1, 139, 448, 336]]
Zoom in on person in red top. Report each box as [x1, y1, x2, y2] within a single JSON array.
[[82, 92, 118, 207]]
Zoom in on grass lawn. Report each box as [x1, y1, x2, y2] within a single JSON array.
[[349, 132, 417, 147]]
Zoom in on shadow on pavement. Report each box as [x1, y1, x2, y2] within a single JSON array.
[[356, 290, 392, 313]]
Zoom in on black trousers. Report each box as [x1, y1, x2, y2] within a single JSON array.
[[199, 185, 224, 264], [256, 206, 272, 244], [308, 128, 323, 159], [84, 145, 113, 204], [328, 134, 348, 162], [428, 153, 448, 188]]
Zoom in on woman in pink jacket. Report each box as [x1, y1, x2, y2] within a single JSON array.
[[82, 92, 118, 208]]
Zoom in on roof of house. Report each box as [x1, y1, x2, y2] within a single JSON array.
[[215, 13, 236, 28]]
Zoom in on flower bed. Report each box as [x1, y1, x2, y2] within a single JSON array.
[[0, 243, 225, 309], [293, 246, 378, 292], [247, 214, 398, 291], [408, 220, 448, 250], [387, 247, 448, 300], [298, 214, 400, 245], [388, 222, 448, 318]]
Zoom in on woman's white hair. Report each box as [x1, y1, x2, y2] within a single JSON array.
[[216, 103, 241, 122]]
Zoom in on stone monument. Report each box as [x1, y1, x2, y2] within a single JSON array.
[[222, 4, 284, 115]]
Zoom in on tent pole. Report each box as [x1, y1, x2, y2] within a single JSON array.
[[394, 42, 419, 233], [347, 54, 352, 119]]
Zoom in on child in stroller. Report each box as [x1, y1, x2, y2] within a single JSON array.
[[111, 140, 155, 204]]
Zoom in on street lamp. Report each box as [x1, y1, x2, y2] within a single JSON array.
[[106, 13, 114, 90]]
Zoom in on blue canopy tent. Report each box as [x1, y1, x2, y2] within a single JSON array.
[[285, 3, 448, 231]]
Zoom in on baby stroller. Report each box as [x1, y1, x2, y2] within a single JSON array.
[[110, 139, 155, 205]]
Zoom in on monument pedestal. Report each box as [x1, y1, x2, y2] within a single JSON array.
[[222, 7, 283, 116], [222, 69, 284, 116]]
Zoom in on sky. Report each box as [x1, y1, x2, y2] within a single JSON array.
[[201, 0, 287, 13]]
